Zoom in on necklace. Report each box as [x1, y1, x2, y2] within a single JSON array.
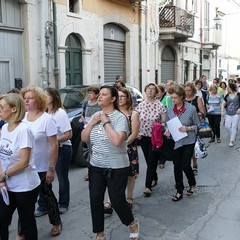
[[173, 102, 186, 116]]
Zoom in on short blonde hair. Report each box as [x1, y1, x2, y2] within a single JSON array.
[[21, 86, 47, 112], [0, 93, 26, 123], [184, 81, 197, 95], [209, 84, 218, 92]]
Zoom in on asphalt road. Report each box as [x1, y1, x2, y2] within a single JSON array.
[[9, 124, 240, 240]]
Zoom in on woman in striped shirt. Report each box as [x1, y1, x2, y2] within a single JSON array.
[[81, 85, 139, 240]]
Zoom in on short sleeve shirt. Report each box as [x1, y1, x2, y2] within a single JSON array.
[[0, 122, 40, 192], [23, 112, 57, 172], [90, 110, 129, 169], [135, 100, 166, 137], [51, 108, 72, 146]]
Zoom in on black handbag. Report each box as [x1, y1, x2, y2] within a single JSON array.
[[153, 135, 175, 161]]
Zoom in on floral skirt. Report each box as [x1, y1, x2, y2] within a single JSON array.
[[127, 140, 139, 177]]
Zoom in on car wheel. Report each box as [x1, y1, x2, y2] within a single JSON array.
[[74, 140, 90, 167]]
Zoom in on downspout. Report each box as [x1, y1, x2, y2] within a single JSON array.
[[139, 2, 144, 92], [199, 0, 203, 78], [40, 0, 47, 87], [53, 1, 59, 89]]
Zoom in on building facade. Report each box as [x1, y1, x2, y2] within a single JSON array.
[[0, 0, 230, 93]]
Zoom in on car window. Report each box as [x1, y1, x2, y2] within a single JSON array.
[[61, 90, 87, 109]]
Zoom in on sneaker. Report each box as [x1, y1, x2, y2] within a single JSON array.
[[34, 209, 48, 217], [229, 141, 234, 147], [59, 207, 68, 214]]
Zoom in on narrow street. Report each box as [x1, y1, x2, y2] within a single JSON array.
[[9, 124, 240, 240]]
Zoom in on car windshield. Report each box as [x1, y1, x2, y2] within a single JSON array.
[[60, 90, 87, 110]]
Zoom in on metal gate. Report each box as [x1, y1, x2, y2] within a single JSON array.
[[104, 40, 125, 82], [0, 60, 11, 93], [103, 23, 125, 82], [161, 46, 175, 83]]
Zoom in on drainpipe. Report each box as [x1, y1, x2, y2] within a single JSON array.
[[140, 1, 147, 92], [53, 1, 59, 89], [40, 0, 47, 87], [199, 0, 203, 78]]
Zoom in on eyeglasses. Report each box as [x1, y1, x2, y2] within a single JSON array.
[[119, 95, 127, 99], [147, 88, 156, 91]]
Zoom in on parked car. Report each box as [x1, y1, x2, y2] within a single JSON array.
[[60, 84, 143, 167]]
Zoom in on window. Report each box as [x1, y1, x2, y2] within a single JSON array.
[[69, 0, 80, 14]]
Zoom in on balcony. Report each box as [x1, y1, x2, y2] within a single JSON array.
[[159, 6, 194, 42], [202, 28, 222, 50]]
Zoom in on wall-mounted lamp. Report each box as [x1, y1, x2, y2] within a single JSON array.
[[213, 14, 222, 30]]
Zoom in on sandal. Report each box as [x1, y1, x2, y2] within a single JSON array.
[[129, 219, 140, 240], [51, 223, 62, 236], [104, 202, 113, 214], [151, 180, 158, 188], [172, 192, 183, 201], [186, 186, 195, 196], [193, 165, 198, 176], [96, 234, 106, 240], [127, 198, 133, 208], [143, 188, 152, 197], [208, 138, 215, 143]]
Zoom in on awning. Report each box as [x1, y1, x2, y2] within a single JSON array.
[[184, 59, 202, 65]]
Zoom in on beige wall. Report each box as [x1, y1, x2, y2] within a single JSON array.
[[83, 0, 140, 24]]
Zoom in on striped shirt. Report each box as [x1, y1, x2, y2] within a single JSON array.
[[166, 101, 200, 149], [89, 110, 130, 169]]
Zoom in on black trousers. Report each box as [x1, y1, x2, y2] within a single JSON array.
[[0, 186, 39, 240], [89, 166, 134, 233], [207, 114, 221, 139], [139, 136, 152, 165], [173, 144, 196, 194]]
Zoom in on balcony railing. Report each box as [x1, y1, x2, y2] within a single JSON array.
[[202, 28, 222, 50], [159, 6, 194, 41]]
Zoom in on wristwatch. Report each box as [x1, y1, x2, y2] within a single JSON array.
[[4, 171, 9, 180], [48, 166, 55, 171]]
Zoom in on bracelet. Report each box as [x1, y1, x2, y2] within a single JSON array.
[[48, 166, 55, 171], [103, 121, 111, 128]]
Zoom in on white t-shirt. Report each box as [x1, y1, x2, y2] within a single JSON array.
[[23, 112, 57, 172], [0, 122, 40, 192], [50, 108, 72, 146]]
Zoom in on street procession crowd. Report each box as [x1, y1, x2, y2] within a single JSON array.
[[0, 74, 240, 240]]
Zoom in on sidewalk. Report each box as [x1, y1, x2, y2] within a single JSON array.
[[9, 124, 240, 239]]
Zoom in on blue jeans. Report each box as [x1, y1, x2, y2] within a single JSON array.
[[38, 145, 72, 210]]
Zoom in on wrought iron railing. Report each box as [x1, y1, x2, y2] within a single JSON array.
[[159, 6, 194, 34]]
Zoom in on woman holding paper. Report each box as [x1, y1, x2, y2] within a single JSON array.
[[0, 93, 40, 240], [165, 85, 200, 201]]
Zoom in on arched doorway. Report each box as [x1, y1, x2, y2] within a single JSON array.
[[104, 23, 126, 82], [65, 33, 83, 85], [161, 46, 175, 83]]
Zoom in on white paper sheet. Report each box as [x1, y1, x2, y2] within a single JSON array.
[[166, 116, 188, 142]]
